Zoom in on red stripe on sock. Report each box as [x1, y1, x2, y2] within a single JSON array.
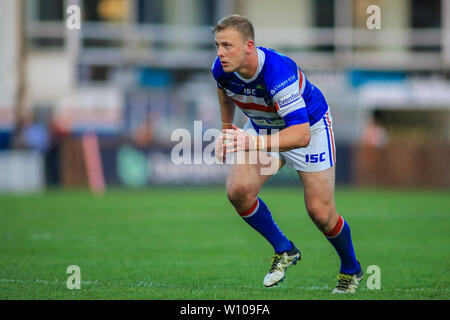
[[238, 199, 259, 217], [324, 215, 344, 238]]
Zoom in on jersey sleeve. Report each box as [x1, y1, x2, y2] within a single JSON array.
[[263, 48, 309, 126], [273, 86, 309, 126]]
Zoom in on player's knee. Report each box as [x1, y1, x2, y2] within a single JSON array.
[[227, 183, 255, 208], [306, 201, 335, 231]]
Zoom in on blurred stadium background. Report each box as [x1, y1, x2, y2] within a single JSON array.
[[0, 0, 449, 301], [0, 0, 449, 192]]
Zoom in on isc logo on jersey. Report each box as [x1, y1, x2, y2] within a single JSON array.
[[277, 91, 301, 108], [244, 88, 257, 95]]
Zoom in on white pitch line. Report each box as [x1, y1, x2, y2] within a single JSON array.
[[1, 278, 447, 292], [0, 278, 332, 290]]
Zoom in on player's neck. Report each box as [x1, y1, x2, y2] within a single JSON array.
[[236, 49, 259, 80]]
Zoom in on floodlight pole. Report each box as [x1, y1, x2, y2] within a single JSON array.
[[12, 0, 26, 148], [443, 0, 450, 68]]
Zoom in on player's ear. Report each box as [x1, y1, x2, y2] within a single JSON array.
[[246, 39, 255, 52]]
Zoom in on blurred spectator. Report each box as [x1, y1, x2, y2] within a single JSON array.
[[12, 111, 50, 153], [45, 114, 72, 187], [23, 121, 50, 153], [357, 112, 389, 186], [132, 117, 154, 148], [361, 114, 388, 148], [49, 114, 72, 144]]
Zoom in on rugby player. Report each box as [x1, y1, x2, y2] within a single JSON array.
[[212, 15, 363, 293]]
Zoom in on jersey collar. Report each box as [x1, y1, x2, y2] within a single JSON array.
[[233, 47, 265, 84]]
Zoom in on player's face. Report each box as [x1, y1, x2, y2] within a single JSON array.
[[214, 28, 251, 73]]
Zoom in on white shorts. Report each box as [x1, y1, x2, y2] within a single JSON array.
[[243, 109, 336, 172]]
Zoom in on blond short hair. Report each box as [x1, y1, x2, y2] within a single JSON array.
[[213, 15, 255, 41]]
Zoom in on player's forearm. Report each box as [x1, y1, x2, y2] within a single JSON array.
[[221, 117, 234, 130], [261, 123, 311, 152], [220, 103, 235, 129], [217, 88, 235, 130]]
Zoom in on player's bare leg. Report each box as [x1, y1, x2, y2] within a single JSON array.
[[297, 166, 338, 233], [226, 151, 281, 212], [298, 166, 363, 293], [226, 152, 301, 287]]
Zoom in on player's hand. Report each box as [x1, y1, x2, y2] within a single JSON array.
[[222, 124, 257, 153], [214, 133, 226, 163]]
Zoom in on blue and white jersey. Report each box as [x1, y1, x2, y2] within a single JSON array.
[[211, 47, 328, 131]]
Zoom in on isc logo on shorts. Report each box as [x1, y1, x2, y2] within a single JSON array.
[[243, 109, 335, 173], [305, 152, 326, 163]]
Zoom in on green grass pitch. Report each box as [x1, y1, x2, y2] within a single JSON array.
[[0, 187, 449, 299]]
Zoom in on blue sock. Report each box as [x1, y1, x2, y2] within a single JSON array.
[[238, 197, 292, 253], [325, 215, 360, 274]]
